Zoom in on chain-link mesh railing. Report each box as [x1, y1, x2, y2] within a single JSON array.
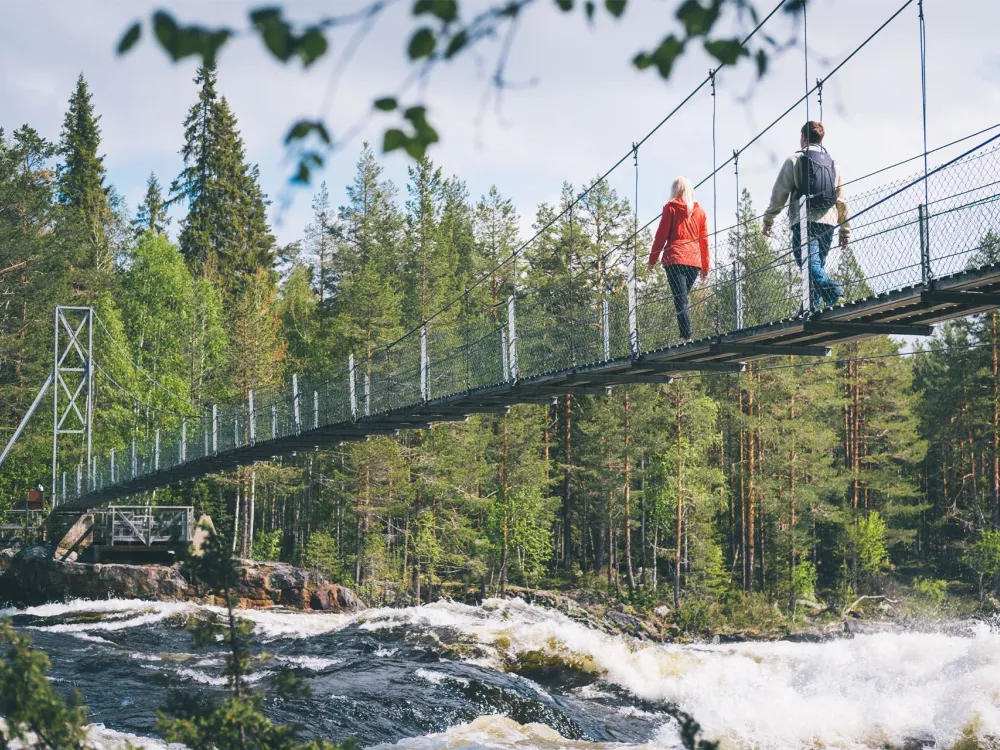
[[65, 138, 1000, 505]]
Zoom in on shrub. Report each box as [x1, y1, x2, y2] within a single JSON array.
[[912, 577, 947, 607]]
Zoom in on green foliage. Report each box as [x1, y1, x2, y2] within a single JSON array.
[[0, 620, 89, 749], [964, 529, 1000, 600], [118, 1, 796, 177], [163, 523, 355, 749], [487, 487, 555, 587], [302, 531, 344, 582], [171, 63, 276, 293], [134, 171, 169, 236], [253, 528, 283, 561], [792, 561, 818, 603], [853, 511, 890, 575], [912, 577, 947, 607]]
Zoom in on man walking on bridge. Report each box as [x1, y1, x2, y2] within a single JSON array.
[[762, 121, 850, 311]]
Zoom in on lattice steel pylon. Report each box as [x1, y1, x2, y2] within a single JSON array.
[[51, 306, 93, 503]]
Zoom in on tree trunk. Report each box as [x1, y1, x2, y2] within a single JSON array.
[[747, 373, 756, 594], [674, 385, 683, 610], [739, 387, 748, 591], [993, 311, 999, 528], [789, 389, 798, 615], [247, 468, 256, 559], [500, 414, 510, 597], [624, 389, 636, 595], [232, 470, 242, 555], [562, 395, 573, 570]]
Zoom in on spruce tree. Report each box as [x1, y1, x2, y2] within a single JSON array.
[[402, 156, 444, 323], [474, 185, 520, 310], [58, 73, 113, 274], [337, 144, 403, 283], [172, 64, 275, 291], [134, 171, 169, 235], [304, 181, 340, 302]]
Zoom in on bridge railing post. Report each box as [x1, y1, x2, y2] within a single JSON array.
[[313, 390, 319, 429], [733, 260, 743, 331], [602, 298, 610, 361], [627, 260, 639, 358], [919, 203, 932, 286], [154, 429, 160, 472], [76, 463, 81, 496], [181, 418, 187, 462], [212, 405, 218, 455], [131, 438, 136, 479], [271, 405, 277, 440], [61, 471, 66, 506], [364, 358, 371, 417], [248, 391, 255, 447], [111, 448, 115, 484], [507, 295, 519, 381], [349, 353, 357, 421], [420, 325, 429, 403], [501, 328, 510, 382]]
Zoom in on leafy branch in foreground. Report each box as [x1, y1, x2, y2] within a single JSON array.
[[156, 521, 354, 750], [116, 0, 801, 179], [0, 620, 90, 749]]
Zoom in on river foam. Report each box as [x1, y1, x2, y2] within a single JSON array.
[[356, 598, 1000, 750], [8, 597, 1000, 749]]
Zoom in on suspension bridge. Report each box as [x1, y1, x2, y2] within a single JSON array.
[[4, 0, 999, 516]]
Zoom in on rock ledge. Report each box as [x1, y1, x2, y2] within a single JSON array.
[[0, 546, 364, 612]]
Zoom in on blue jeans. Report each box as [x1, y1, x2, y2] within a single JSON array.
[[791, 222, 843, 310]]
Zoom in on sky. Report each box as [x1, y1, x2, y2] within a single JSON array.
[[3, 0, 999, 255]]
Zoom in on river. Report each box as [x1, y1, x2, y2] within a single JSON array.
[[3, 598, 999, 749]]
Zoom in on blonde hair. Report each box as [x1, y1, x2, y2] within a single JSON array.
[[671, 176, 695, 217]]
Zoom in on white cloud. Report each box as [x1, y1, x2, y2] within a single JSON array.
[[2, 0, 998, 252]]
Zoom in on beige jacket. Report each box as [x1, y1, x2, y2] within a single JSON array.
[[762, 145, 851, 242]]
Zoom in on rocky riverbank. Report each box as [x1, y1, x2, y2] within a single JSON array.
[[0, 546, 365, 612]]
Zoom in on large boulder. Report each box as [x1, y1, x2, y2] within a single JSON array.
[[310, 583, 364, 612], [1, 546, 189, 604]]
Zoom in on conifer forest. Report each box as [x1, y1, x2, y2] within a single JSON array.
[[4, 65, 1000, 626]]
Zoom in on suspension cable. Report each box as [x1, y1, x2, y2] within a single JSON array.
[[695, 0, 916, 192], [918, 0, 930, 209], [93, 313, 197, 410], [803, 0, 810, 123], [386, 0, 791, 341], [711, 69, 720, 333]]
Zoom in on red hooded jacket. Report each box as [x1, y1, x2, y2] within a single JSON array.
[[647, 198, 710, 275]]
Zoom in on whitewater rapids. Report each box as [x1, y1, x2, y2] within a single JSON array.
[[3, 597, 998, 749]]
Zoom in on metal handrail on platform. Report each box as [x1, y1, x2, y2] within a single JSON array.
[[100, 505, 193, 547]]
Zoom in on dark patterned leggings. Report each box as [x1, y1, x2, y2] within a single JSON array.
[[664, 264, 701, 340]]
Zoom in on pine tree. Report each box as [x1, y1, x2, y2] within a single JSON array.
[[134, 171, 169, 236]]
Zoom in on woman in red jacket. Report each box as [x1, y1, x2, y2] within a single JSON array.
[[646, 176, 710, 344]]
